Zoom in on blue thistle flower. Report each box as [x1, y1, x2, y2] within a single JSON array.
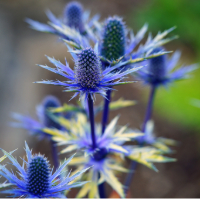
[[11, 95, 63, 139], [26, 156, 50, 196], [35, 44, 141, 104], [101, 16, 125, 62], [64, 1, 84, 33], [42, 114, 143, 155], [42, 113, 176, 197], [136, 47, 197, 87], [0, 142, 89, 198], [25, 1, 99, 40]]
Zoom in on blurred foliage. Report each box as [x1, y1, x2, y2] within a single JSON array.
[[128, 0, 200, 129]]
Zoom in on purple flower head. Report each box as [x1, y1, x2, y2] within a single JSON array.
[[26, 155, 50, 196], [42, 114, 143, 157], [0, 142, 89, 198], [75, 47, 102, 89], [11, 95, 63, 139], [137, 48, 197, 87], [148, 47, 167, 83], [25, 1, 100, 41], [35, 43, 142, 105], [101, 16, 126, 62], [64, 1, 84, 33]]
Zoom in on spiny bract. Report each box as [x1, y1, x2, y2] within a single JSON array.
[[101, 16, 125, 61], [75, 47, 102, 89]]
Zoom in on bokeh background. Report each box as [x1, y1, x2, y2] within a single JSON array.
[[0, 0, 200, 198]]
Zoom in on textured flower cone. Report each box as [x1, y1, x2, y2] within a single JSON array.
[[101, 17, 125, 62], [26, 156, 50, 196], [75, 47, 102, 90], [148, 47, 167, 84], [64, 1, 84, 33]]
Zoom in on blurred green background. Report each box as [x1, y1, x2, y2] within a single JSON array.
[[129, 0, 200, 130]]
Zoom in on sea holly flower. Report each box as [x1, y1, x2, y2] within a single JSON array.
[[64, 15, 176, 69], [100, 17, 126, 65], [42, 113, 143, 155], [41, 113, 143, 198], [11, 95, 62, 140], [26, 1, 99, 40], [0, 142, 90, 198], [35, 45, 142, 104], [136, 47, 197, 87], [136, 120, 177, 153]]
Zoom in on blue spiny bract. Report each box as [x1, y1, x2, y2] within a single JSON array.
[[64, 1, 84, 33], [26, 156, 50, 196], [75, 47, 102, 89], [101, 16, 125, 62]]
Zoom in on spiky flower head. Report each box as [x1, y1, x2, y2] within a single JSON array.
[[101, 16, 126, 62], [26, 155, 50, 196], [136, 48, 197, 87], [64, 1, 84, 33], [36, 43, 141, 104], [42, 113, 177, 197], [75, 47, 102, 89], [0, 142, 89, 198], [42, 114, 143, 156], [25, 1, 100, 42], [148, 47, 167, 83], [11, 95, 63, 139]]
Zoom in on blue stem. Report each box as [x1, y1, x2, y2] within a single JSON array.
[[124, 85, 157, 196], [88, 94, 97, 149], [50, 140, 59, 170], [101, 89, 112, 135]]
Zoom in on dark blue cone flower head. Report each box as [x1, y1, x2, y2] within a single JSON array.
[[136, 47, 197, 87], [11, 95, 63, 139], [26, 155, 50, 196], [25, 1, 99, 41], [64, 1, 84, 33], [0, 142, 89, 198], [101, 16, 126, 62], [93, 16, 178, 72], [75, 47, 102, 90], [35, 43, 142, 105]]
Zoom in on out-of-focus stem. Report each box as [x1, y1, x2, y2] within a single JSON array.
[[101, 88, 112, 135], [88, 94, 97, 149], [50, 140, 59, 170], [124, 85, 157, 196]]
